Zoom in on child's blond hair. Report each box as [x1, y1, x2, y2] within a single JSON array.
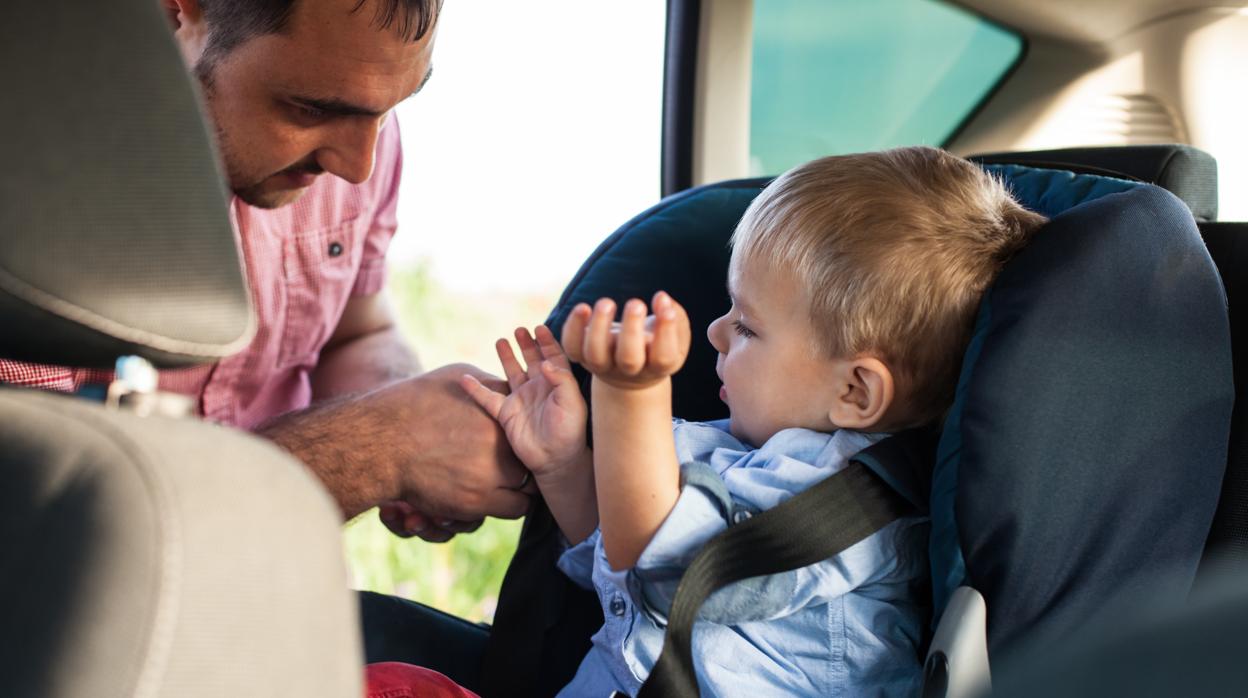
[[730, 146, 1048, 427]]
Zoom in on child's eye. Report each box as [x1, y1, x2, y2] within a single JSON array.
[[732, 320, 755, 338]]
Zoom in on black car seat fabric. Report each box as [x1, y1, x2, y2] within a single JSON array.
[[971, 148, 1244, 581], [930, 185, 1232, 661], [972, 144, 1219, 222], [992, 571, 1248, 698], [483, 164, 1232, 695], [1198, 222, 1248, 568]]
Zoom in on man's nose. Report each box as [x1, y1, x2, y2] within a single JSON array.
[[316, 119, 381, 185]]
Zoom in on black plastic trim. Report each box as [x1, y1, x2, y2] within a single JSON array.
[[660, 0, 700, 197]]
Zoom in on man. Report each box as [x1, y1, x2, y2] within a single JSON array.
[[0, 0, 533, 540]]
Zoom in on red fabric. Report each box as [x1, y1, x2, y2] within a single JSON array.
[[364, 662, 480, 698], [0, 118, 403, 430]]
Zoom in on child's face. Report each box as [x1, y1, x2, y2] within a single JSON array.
[[707, 257, 849, 447]]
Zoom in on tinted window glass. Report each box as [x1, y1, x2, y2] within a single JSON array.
[[750, 0, 1022, 175]]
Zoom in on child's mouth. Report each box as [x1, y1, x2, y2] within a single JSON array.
[[719, 385, 728, 402]]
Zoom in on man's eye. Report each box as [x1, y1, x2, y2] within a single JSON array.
[[732, 320, 755, 338], [291, 103, 326, 121]]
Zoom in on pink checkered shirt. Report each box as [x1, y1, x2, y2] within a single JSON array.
[[0, 118, 403, 430]]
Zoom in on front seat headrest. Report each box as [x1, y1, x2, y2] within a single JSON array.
[[0, 0, 254, 369]]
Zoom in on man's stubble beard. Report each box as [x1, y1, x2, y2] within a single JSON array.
[[195, 57, 302, 210]]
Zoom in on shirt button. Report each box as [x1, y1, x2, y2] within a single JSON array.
[[328, 241, 344, 257], [609, 595, 626, 617]]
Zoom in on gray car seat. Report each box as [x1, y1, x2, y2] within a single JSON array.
[[0, 0, 362, 696]]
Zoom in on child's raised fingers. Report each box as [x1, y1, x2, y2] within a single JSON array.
[[494, 337, 527, 392], [514, 327, 544, 379], [541, 360, 586, 412], [460, 373, 505, 420], [534, 325, 570, 369], [582, 298, 617, 369], [539, 358, 575, 385], [561, 303, 592, 363], [649, 291, 690, 371], [671, 296, 693, 351], [614, 298, 648, 375]]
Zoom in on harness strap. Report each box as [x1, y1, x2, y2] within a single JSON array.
[[637, 460, 913, 697]]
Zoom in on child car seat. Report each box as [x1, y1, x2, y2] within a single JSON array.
[[481, 153, 1233, 698], [1197, 221, 1248, 569]]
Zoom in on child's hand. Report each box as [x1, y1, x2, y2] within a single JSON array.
[[460, 325, 589, 478], [562, 290, 692, 391]]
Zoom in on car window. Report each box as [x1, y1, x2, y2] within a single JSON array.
[[345, 0, 666, 625], [749, 0, 1022, 176]]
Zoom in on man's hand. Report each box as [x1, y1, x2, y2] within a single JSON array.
[[562, 291, 692, 391], [260, 363, 536, 523], [378, 501, 483, 543]]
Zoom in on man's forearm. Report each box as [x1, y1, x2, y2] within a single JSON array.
[[257, 395, 399, 520], [260, 365, 532, 524], [312, 326, 421, 400]]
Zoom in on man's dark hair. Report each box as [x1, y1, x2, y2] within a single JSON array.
[[196, 0, 442, 81]]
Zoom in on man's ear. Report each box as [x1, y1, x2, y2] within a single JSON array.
[[162, 0, 210, 65], [827, 357, 894, 430], [162, 0, 203, 30]]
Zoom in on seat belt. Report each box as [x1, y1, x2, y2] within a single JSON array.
[[635, 459, 915, 698]]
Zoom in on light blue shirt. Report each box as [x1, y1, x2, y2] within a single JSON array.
[[556, 420, 928, 698]]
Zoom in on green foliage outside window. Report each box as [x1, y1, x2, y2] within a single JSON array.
[[343, 261, 560, 623]]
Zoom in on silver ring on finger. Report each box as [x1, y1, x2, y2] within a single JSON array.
[[511, 470, 532, 491]]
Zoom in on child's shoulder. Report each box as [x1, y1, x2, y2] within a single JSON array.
[[672, 420, 889, 473], [755, 426, 888, 466], [671, 418, 744, 465]]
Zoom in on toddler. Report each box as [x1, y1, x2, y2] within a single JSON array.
[[461, 146, 1047, 696]]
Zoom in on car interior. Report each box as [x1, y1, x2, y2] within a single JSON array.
[[0, 1, 363, 695], [2, 0, 1246, 697]]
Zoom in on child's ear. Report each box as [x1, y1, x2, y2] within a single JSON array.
[[827, 357, 894, 430]]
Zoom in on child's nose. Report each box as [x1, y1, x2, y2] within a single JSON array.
[[707, 314, 728, 353]]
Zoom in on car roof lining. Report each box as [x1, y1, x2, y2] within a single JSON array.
[[955, 0, 1248, 44]]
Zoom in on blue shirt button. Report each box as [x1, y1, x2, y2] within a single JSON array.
[[609, 595, 627, 617]]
